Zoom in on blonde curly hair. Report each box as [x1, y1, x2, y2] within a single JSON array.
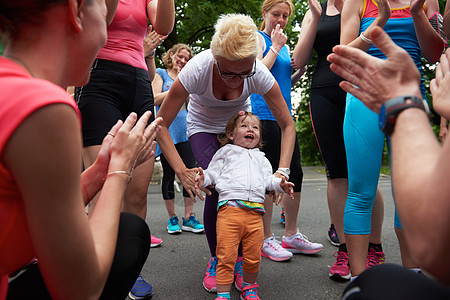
[[210, 14, 259, 61]]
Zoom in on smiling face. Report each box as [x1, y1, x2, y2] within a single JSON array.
[[170, 48, 191, 71], [263, 2, 291, 32], [227, 115, 261, 149]]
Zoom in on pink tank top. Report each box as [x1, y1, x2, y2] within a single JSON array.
[[97, 0, 152, 70]]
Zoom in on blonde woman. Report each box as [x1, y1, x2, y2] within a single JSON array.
[[155, 14, 296, 293]]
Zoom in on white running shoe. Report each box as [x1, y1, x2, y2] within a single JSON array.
[[261, 234, 293, 261], [282, 229, 323, 254]]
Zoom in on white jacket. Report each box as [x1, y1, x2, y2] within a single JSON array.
[[202, 144, 284, 203]]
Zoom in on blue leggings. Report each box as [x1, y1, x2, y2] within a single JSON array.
[[343, 94, 401, 235]]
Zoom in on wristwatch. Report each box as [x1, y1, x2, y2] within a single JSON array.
[[379, 95, 429, 136], [276, 168, 290, 180]]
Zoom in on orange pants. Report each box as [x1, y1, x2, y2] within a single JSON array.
[[216, 206, 264, 285]]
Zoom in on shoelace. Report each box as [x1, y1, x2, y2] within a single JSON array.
[[208, 258, 218, 276], [267, 236, 284, 251], [169, 217, 178, 226], [367, 249, 385, 265], [188, 216, 200, 225], [333, 251, 349, 266], [293, 232, 313, 245], [235, 260, 243, 276], [243, 286, 259, 299]]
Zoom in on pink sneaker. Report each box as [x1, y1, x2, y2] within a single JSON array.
[[203, 257, 218, 293], [281, 230, 323, 254], [150, 235, 163, 248], [234, 256, 243, 291], [240, 283, 260, 300], [367, 247, 385, 268], [261, 235, 293, 261], [215, 297, 228, 300], [329, 251, 351, 280]]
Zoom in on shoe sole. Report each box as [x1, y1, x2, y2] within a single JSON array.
[[128, 291, 153, 300], [261, 250, 292, 261], [167, 228, 182, 234], [182, 226, 205, 233], [283, 246, 323, 255], [329, 272, 351, 281], [202, 281, 217, 293], [150, 242, 162, 248], [327, 236, 340, 247]]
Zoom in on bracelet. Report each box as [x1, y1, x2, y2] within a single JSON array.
[[275, 169, 289, 180], [106, 171, 132, 183], [270, 46, 279, 56], [359, 32, 372, 44]]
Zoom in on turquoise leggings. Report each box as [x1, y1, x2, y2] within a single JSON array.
[[343, 94, 401, 235]]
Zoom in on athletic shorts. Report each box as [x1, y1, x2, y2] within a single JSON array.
[[75, 59, 155, 147]]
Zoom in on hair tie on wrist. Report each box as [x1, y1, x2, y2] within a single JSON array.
[[359, 32, 372, 44], [270, 46, 279, 56]]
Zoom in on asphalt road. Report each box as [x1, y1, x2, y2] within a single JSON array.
[[134, 167, 400, 300]]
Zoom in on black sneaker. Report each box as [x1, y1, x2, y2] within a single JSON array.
[[327, 224, 340, 247]]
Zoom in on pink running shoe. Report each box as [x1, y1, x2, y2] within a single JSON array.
[[329, 251, 351, 280], [282, 230, 323, 254], [215, 297, 228, 300], [261, 235, 293, 261], [203, 257, 218, 293], [234, 256, 243, 291], [150, 235, 163, 248], [367, 247, 385, 269], [240, 283, 260, 300]]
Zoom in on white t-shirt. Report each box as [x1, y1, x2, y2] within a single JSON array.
[[178, 50, 275, 137]]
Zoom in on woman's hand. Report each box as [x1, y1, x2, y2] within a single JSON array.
[[180, 167, 211, 201], [108, 112, 162, 174], [308, 0, 322, 20], [431, 50, 450, 120], [143, 25, 167, 57], [271, 24, 287, 52], [375, 0, 391, 23]]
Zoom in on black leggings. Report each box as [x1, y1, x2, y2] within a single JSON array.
[[7, 213, 150, 300], [160, 141, 196, 200], [310, 85, 347, 179], [342, 264, 450, 300]]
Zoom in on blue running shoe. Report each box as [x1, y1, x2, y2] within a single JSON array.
[[167, 215, 181, 234], [129, 274, 153, 299], [182, 214, 204, 233], [280, 209, 285, 226]]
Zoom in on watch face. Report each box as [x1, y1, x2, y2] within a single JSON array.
[[378, 105, 386, 130]]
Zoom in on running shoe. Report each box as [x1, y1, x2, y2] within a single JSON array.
[[329, 251, 351, 280], [234, 256, 243, 291], [167, 215, 181, 234], [280, 209, 285, 226], [215, 297, 229, 300], [261, 234, 293, 261], [240, 283, 260, 300], [150, 235, 163, 248], [203, 257, 218, 293], [367, 247, 385, 268], [327, 224, 340, 247], [129, 274, 153, 300], [182, 214, 205, 233], [282, 229, 323, 254]]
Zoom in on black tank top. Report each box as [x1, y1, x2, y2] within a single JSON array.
[[311, 1, 343, 88]]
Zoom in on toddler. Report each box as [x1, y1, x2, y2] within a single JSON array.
[[195, 111, 294, 300]]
